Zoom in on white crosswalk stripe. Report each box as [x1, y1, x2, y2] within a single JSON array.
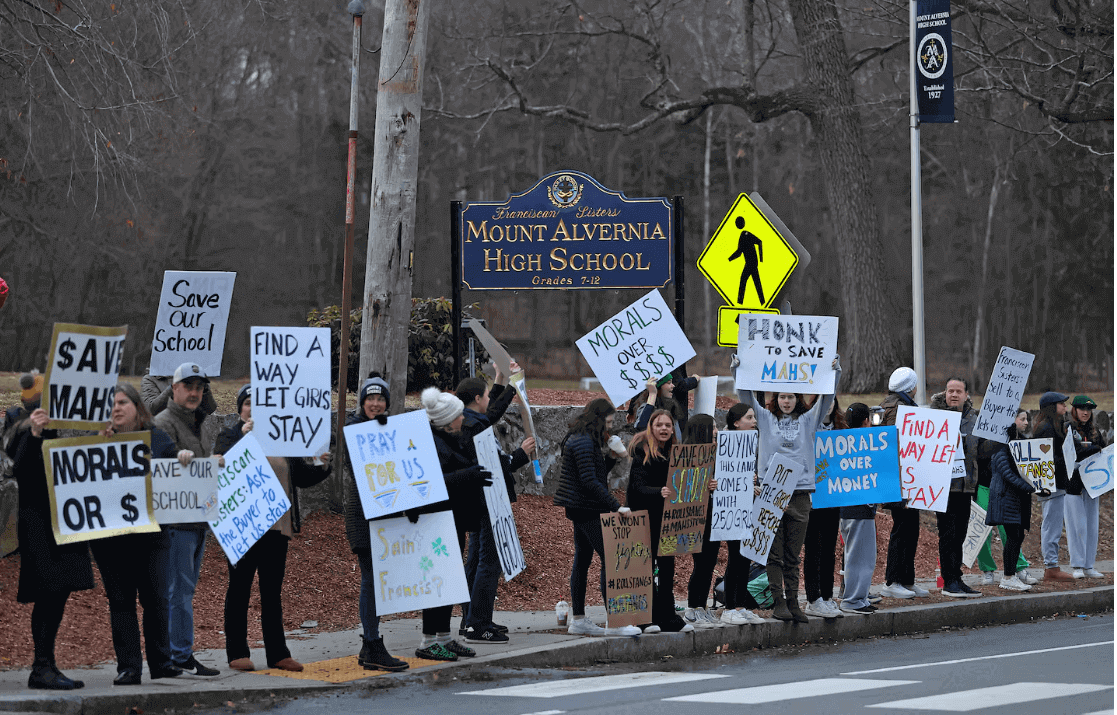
[[664, 677, 919, 704], [867, 682, 1113, 711], [843, 641, 1114, 675], [460, 672, 729, 698]]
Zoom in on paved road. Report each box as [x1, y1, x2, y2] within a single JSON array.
[[194, 614, 1113, 715]]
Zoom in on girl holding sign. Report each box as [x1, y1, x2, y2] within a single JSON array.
[[1033, 392, 1076, 582], [986, 421, 1041, 591], [1066, 395, 1106, 579]]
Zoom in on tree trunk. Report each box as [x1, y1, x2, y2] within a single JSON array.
[[359, 0, 432, 403], [786, 0, 902, 391]]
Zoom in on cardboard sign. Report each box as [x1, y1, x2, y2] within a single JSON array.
[[972, 347, 1034, 442], [369, 510, 470, 616], [1010, 439, 1055, 492], [151, 457, 221, 524], [466, 318, 514, 380], [250, 327, 331, 457], [1078, 444, 1114, 498], [474, 427, 525, 580], [658, 443, 714, 556], [150, 271, 236, 377], [812, 427, 902, 508], [207, 434, 290, 565], [575, 289, 695, 407], [734, 315, 839, 393], [344, 410, 449, 519], [43, 324, 128, 430], [961, 501, 992, 568], [895, 407, 959, 512], [42, 433, 158, 544], [600, 510, 654, 627], [739, 454, 799, 565], [693, 376, 718, 417], [709, 430, 757, 541]]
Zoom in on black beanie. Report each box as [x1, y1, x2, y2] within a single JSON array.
[[359, 373, 391, 409], [237, 384, 251, 414]]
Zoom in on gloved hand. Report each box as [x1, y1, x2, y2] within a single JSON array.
[[730, 354, 740, 370], [461, 465, 493, 487], [832, 353, 841, 371], [375, 414, 388, 426], [405, 508, 420, 524], [617, 506, 631, 514]]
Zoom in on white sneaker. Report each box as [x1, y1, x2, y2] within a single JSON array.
[[720, 609, 750, 626], [906, 584, 931, 597], [642, 624, 661, 634], [567, 618, 606, 636], [880, 583, 915, 599], [1018, 569, 1039, 585], [678, 623, 695, 633], [604, 625, 642, 637], [1083, 568, 1104, 578], [741, 609, 765, 624], [980, 571, 996, 585], [804, 597, 830, 617], [999, 575, 1032, 592], [823, 599, 844, 617], [1071, 568, 1086, 579], [682, 608, 702, 627]]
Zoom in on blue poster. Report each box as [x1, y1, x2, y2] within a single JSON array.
[[812, 427, 902, 508], [915, 0, 955, 123]]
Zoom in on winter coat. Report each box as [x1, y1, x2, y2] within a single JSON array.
[[929, 392, 978, 493], [632, 375, 699, 437], [461, 384, 528, 504], [141, 372, 217, 417], [1067, 417, 1107, 496], [625, 443, 671, 537], [879, 391, 916, 427], [343, 410, 383, 553], [1032, 418, 1071, 491], [427, 424, 489, 533], [553, 432, 620, 521], [986, 440, 1035, 528]]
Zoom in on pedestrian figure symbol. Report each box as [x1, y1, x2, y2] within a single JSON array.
[[727, 216, 764, 305]]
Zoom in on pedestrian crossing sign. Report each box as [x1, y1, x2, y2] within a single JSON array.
[[716, 305, 780, 347]]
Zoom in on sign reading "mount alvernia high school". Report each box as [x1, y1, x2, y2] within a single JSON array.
[[460, 171, 673, 290]]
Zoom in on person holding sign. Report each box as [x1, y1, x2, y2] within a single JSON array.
[[802, 398, 846, 619], [629, 371, 699, 438], [141, 368, 217, 418], [878, 367, 926, 600], [5, 408, 93, 690], [838, 404, 879, 614], [929, 379, 981, 598], [1032, 392, 1077, 582], [986, 421, 1042, 591], [716, 403, 764, 623], [974, 410, 1036, 585], [213, 385, 331, 672], [1066, 395, 1106, 579]]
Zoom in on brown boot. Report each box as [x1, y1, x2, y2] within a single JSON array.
[[1045, 567, 1075, 582], [785, 590, 809, 624], [770, 592, 794, 621]]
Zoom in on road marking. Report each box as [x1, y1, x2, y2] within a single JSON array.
[[461, 672, 728, 698], [519, 711, 565, 715], [868, 682, 1113, 711], [842, 640, 1114, 674], [664, 678, 918, 704]]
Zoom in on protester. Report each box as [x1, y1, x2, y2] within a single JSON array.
[[1066, 395, 1106, 579], [929, 378, 981, 598], [986, 422, 1042, 591], [837, 403, 879, 614], [879, 366, 927, 600], [2, 371, 42, 451], [91, 384, 182, 685], [213, 385, 331, 672], [555, 398, 642, 637], [717, 403, 764, 624], [630, 370, 700, 437], [803, 398, 846, 618], [737, 355, 842, 623], [151, 362, 221, 676], [141, 367, 217, 417], [975, 409, 1036, 585], [342, 374, 409, 671], [1032, 391, 1076, 582]]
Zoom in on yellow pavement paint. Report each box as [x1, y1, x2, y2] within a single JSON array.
[[258, 655, 444, 683]]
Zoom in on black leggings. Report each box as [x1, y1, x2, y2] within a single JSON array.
[[1002, 524, 1025, 577], [688, 510, 719, 607], [570, 519, 607, 616], [31, 594, 69, 664], [804, 506, 840, 601]]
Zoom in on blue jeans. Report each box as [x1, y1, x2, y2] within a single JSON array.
[[356, 550, 380, 641], [463, 522, 502, 630], [840, 518, 876, 609], [1039, 492, 1065, 567], [167, 527, 206, 663]]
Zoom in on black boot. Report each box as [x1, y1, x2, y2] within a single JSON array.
[[359, 637, 408, 672], [786, 590, 808, 624], [28, 659, 83, 690], [770, 593, 794, 621]]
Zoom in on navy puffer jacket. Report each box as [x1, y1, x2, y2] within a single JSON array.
[[553, 432, 619, 521], [986, 430, 1035, 528]]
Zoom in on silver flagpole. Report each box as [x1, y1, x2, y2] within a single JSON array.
[[910, 0, 927, 405]]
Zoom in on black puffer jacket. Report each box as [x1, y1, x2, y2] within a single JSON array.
[[986, 427, 1035, 527], [625, 443, 671, 539], [344, 410, 375, 553], [553, 432, 619, 521], [929, 392, 978, 493]]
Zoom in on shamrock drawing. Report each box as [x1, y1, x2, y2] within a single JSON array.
[[419, 556, 433, 574], [431, 537, 448, 557]]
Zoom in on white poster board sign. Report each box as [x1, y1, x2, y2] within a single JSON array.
[[693, 376, 718, 417], [1010, 439, 1055, 492], [1078, 444, 1114, 498], [151, 457, 221, 524], [739, 454, 799, 565], [961, 501, 992, 568], [474, 427, 525, 580], [508, 371, 544, 484], [370, 510, 470, 616], [735, 315, 839, 393], [43, 323, 127, 430], [896, 406, 959, 512], [1061, 428, 1077, 487], [575, 289, 695, 407], [344, 410, 449, 519], [710, 430, 757, 541], [207, 434, 289, 565], [250, 326, 331, 457], [42, 433, 158, 544], [150, 271, 236, 377], [972, 347, 1034, 442]]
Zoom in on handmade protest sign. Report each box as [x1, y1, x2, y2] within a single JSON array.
[[42, 433, 158, 544], [1078, 444, 1114, 498], [1009, 439, 1055, 492], [467, 318, 513, 379], [474, 427, 525, 580], [151, 457, 221, 524], [895, 406, 959, 512], [575, 289, 695, 407], [250, 327, 331, 457], [345, 410, 448, 519], [150, 271, 236, 377], [508, 371, 543, 484], [1061, 428, 1077, 486], [972, 347, 1034, 442], [961, 501, 992, 568], [600, 510, 654, 627], [734, 314, 839, 393], [370, 510, 470, 616], [693, 376, 718, 417], [207, 434, 289, 565], [659, 442, 714, 556], [43, 323, 127, 430], [739, 454, 799, 564], [709, 430, 757, 541], [812, 427, 902, 508]]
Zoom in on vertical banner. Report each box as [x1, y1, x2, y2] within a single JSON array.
[[709, 430, 757, 541], [739, 454, 799, 565], [812, 427, 902, 508], [207, 434, 290, 565], [150, 271, 236, 377], [972, 347, 1034, 442], [575, 289, 696, 407], [600, 510, 654, 627], [474, 427, 525, 580], [1078, 444, 1114, 498], [734, 315, 839, 393], [1061, 429, 1077, 486], [344, 410, 449, 519], [693, 376, 719, 417], [250, 326, 331, 457], [151, 457, 221, 524], [43, 323, 128, 430], [1009, 439, 1055, 492], [658, 443, 714, 556], [369, 511, 470, 616], [961, 501, 992, 568], [896, 406, 959, 512], [915, 0, 955, 123], [42, 433, 158, 544]]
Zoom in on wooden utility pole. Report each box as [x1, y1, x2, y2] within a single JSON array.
[[358, 0, 432, 403]]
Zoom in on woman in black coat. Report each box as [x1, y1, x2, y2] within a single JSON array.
[[986, 424, 1042, 592]]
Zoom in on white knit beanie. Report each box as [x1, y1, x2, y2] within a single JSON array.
[[421, 387, 464, 428], [888, 367, 918, 394]]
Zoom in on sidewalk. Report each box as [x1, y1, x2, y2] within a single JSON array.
[[0, 567, 1112, 714]]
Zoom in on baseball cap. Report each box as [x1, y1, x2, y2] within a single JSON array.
[[1071, 395, 1097, 409], [172, 362, 210, 385]]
